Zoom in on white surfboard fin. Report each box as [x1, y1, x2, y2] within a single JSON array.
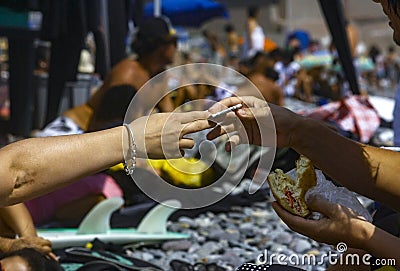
[[137, 200, 181, 234], [77, 197, 124, 235]]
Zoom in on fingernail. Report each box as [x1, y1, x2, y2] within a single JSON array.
[[238, 109, 246, 115], [226, 142, 232, 152]]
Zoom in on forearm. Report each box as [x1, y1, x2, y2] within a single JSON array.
[[0, 204, 36, 237], [292, 118, 400, 211], [0, 127, 124, 206], [361, 222, 400, 267]]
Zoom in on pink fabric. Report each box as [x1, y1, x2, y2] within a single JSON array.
[[25, 173, 123, 225], [301, 95, 380, 143]]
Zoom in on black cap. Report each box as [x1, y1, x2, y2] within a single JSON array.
[[136, 17, 176, 44], [132, 16, 177, 56]]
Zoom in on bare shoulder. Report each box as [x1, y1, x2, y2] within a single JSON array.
[[106, 59, 148, 88], [247, 73, 284, 105], [110, 59, 141, 79], [249, 73, 269, 87]]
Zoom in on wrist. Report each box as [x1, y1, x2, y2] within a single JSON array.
[[289, 116, 315, 151], [123, 124, 137, 175], [0, 238, 12, 252], [352, 219, 374, 249]]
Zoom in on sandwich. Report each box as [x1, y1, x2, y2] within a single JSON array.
[[267, 155, 317, 217]]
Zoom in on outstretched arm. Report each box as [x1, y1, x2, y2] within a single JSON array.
[[0, 128, 123, 206], [208, 96, 400, 211], [0, 111, 211, 207]]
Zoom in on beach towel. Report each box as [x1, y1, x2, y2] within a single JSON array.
[[301, 95, 380, 143]]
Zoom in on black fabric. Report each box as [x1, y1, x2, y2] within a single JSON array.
[[130, 0, 145, 27], [0, 0, 40, 11], [41, 0, 129, 123], [42, 0, 99, 123], [236, 263, 305, 271], [45, 35, 83, 124], [317, 0, 359, 95], [57, 239, 163, 271], [370, 205, 400, 270], [76, 261, 123, 271], [107, 0, 129, 67], [87, 84, 137, 132], [7, 36, 37, 136]]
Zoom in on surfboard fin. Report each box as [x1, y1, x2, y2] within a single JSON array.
[[77, 197, 124, 235], [137, 199, 181, 234]]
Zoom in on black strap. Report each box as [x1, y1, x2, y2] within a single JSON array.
[[62, 247, 163, 271], [77, 261, 123, 271], [236, 263, 305, 271]]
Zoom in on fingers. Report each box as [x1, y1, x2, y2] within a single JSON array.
[[181, 119, 214, 135], [236, 108, 254, 119], [272, 201, 319, 233], [37, 244, 53, 254], [178, 111, 211, 123], [207, 125, 225, 140], [28, 237, 53, 254], [209, 96, 267, 113], [179, 138, 195, 149], [208, 97, 244, 113], [226, 135, 240, 151], [306, 196, 338, 218], [48, 252, 59, 261]]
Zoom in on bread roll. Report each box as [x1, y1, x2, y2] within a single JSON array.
[[268, 155, 317, 217]]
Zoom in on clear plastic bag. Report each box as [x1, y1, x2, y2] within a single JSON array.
[[284, 168, 372, 222]]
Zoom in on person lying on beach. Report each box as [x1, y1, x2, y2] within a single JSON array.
[[37, 17, 176, 138]]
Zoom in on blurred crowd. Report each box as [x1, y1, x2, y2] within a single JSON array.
[[165, 6, 400, 106]]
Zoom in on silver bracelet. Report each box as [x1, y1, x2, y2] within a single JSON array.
[[123, 124, 137, 175]]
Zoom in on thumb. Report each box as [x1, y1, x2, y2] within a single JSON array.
[[306, 196, 337, 218]]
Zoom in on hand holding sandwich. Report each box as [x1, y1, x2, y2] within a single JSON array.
[[273, 196, 400, 266], [272, 196, 371, 248]]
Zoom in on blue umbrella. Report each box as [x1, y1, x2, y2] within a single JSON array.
[[144, 0, 229, 28]]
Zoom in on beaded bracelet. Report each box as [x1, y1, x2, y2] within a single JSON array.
[[123, 124, 137, 175]]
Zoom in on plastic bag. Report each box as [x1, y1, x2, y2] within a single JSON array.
[[284, 168, 372, 222]]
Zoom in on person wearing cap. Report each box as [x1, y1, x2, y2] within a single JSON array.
[[26, 17, 179, 228], [36, 16, 178, 137], [87, 16, 178, 131]]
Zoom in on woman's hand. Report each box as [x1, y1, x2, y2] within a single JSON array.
[[128, 111, 212, 159], [7, 236, 52, 254], [272, 196, 372, 249], [8, 236, 58, 261]]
